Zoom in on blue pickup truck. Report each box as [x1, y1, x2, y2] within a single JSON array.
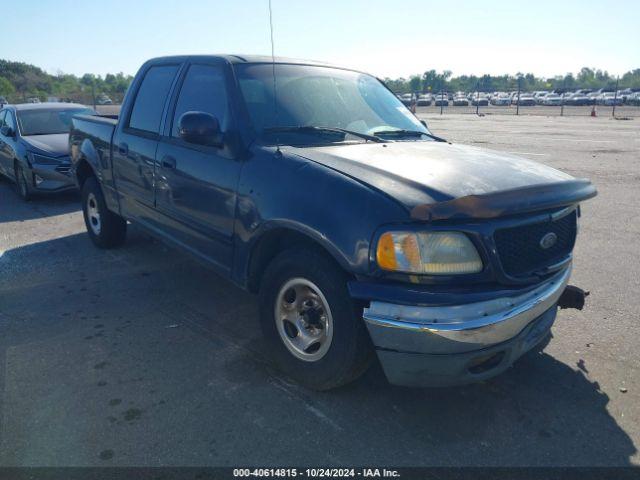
[[69, 55, 596, 390]]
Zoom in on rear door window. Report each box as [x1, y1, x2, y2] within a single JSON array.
[[128, 65, 179, 134]]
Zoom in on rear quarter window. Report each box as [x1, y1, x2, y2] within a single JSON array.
[[128, 65, 179, 133]]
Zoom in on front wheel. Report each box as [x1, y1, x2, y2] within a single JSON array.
[[81, 176, 127, 248], [259, 247, 373, 390]]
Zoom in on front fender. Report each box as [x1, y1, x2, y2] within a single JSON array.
[[232, 148, 409, 285], [248, 218, 353, 272]]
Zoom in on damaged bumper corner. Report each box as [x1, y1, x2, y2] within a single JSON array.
[[363, 267, 576, 387], [30, 163, 76, 193]]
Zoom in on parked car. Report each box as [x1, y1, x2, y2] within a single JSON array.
[[27, 97, 41, 104], [0, 96, 7, 107], [617, 88, 640, 103], [452, 94, 468, 106], [399, 93, 412, 106], [416, 94, 431, 106], [517, 94, 536, 106], [586, 92, 600, 104], [563, 93, 591, 106], [543, 94, 563, 106], [628, 92, 640, 106], [70, 55, 596, 390], [533, 91, 549, 105], [0, 102, 95, 200], [97, 95, 113, 105], [471, 94, 488, 106], [433, 94, 449, 106], [597, 92, 623, 106], [490, 94, 511, 106]]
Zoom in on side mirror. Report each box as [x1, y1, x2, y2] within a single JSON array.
[[178, 111, 223, 147], [0, 126, 14, 137]]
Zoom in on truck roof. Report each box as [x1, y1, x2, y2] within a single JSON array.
[[144, 54, 358, 72]]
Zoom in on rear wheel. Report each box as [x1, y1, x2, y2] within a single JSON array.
[[81, 176, 127, 248], [14, 163, 31, 201], [259, 247, 373, 390]]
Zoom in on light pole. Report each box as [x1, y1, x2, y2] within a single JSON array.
[[612, 76, 619, 118]]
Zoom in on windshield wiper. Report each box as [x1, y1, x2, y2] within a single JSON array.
[[264, 126, 384, 143], [372, 129, 447, 142]]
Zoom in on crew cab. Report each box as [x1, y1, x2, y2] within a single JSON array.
[[69, 55, 596, 390]]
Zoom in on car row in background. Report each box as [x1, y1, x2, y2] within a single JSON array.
[[397, 88, 640, 107]]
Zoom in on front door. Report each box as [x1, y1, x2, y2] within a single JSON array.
[[154, 63, 241, 275]]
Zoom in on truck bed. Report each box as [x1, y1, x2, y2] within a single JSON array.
[[69, 114, 117, 162], [69, 113, 118, 201]]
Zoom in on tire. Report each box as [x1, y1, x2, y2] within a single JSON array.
[[14, 163, 31, 201], [81, 176, 127, 248], [259, 247, 373, 390]]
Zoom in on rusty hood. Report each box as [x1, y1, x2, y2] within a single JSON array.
[[288, 141, 596, 220]]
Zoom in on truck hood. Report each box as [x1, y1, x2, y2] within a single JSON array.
[[288, 141, 596, 220], [21, 134, 69, 158]]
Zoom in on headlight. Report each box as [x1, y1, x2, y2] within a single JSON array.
[[376, 231, 483, 275], [28, 152, 59, 165]]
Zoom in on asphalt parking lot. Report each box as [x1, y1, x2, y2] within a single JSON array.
[[0, 114, 638, 467]]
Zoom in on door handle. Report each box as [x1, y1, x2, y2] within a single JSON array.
[[161, 155, 176, 169], [118, 142, 129, 156]]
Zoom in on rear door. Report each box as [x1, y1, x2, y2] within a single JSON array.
[[112, 64, 180, 219], [154, 61, 241, 274]]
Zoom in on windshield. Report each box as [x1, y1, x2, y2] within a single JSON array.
[[235, 64, 430, 145], [17, 108, 95, 135]]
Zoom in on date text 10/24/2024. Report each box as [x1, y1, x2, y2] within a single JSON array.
[[233, 468, 401, 478]]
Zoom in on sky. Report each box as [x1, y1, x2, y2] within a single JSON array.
[[1, 0, 638, 80]]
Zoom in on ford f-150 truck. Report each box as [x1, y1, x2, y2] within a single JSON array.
[[69, 55, 596, 390]]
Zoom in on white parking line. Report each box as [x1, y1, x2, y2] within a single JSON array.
[[509, 136, 615, 143], [505, 151, 548, 156]]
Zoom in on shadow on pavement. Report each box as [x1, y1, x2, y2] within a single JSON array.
[[0, 181, 80, 224], [0, 232, 636, 466]]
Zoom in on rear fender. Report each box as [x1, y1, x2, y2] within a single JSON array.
[[77, 138, 119, 213]]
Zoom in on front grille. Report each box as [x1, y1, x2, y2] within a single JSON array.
[[494, 210, 577, 277]]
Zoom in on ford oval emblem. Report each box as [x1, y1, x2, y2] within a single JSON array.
[[539, 232, 558, 249]]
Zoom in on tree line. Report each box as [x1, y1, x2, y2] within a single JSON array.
[[0, 59, 133, 103], [1, 58, 638, 103], [385, 67, 640, 94]]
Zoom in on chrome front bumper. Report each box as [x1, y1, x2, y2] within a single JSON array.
[[363, 267, 571, 386]]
